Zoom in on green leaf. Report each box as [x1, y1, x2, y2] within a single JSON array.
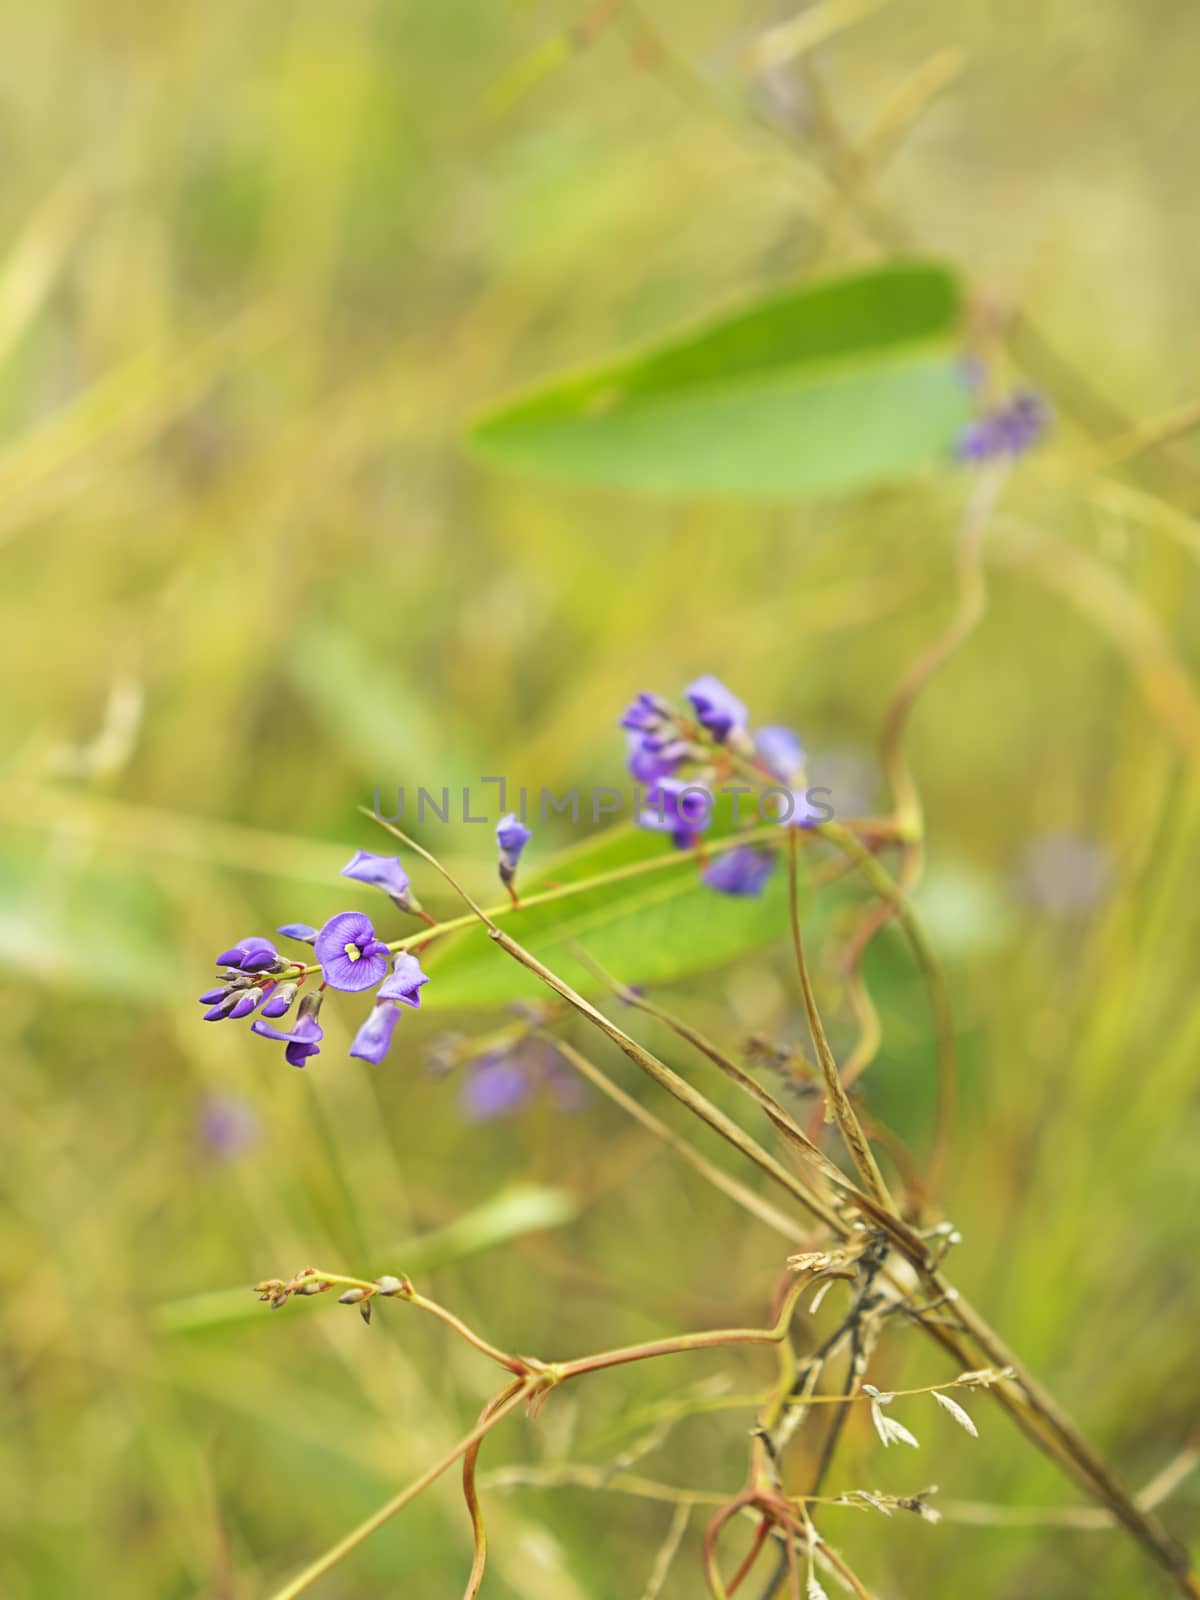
[[426, 808, 802, 1008], [0, 838, 172, 997], [469, 262, 969, 498]]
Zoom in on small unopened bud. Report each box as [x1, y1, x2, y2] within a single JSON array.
[[373, 1275, 406, 1296], [227, 988, 263, 1020], [337, 1287, 368, 1304], [496, 813, 532, 895], [297, 990, 324, 1024], [259, 981, 299, 1020]]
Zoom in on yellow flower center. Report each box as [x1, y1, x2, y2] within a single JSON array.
[[344, 942, 361, 962]]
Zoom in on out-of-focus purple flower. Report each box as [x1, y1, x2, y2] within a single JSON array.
[[215, 936, 280, 973], [622, 691, 690, 783], [496, 813, 532, 892], [1018, 833, 1111, 917], [314, 911, 392, 992], [454, 1036, 584, 1120], [626, 731, 687, 784], [496, 813, 532, 862], [251, 995, 324, 1068], [957, 390, 1050, 463], [460, 1053, 530, 1121], [755, 726, 805, 783], [685, 675, 748, 744], [620, 691, 673, 734], [378, 952, 429, 1008], [350, 1002, 402, 1065], [200, 1093, 260, 1160], [277, 923, 317, 944], [639, 778, 713, 849], [259, 981, 299, 1020], [703, 845, 777, 898], [782, 788, 826, 829], [342, 849, 420, 914]]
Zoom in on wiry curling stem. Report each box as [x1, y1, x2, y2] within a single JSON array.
[[385, 826, 1200, 1600]]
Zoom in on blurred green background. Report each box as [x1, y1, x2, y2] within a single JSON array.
[[2, 2, 1199, 1596]]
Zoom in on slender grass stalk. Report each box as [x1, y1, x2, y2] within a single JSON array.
[[785, 829, 894, 1210], [265, 1383, 532, 1600]]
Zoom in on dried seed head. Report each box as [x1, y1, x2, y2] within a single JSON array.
[[933, 1390, 979, 1437], [957, 1365, 1014, 1388], [869, 1395, 920, 1450]]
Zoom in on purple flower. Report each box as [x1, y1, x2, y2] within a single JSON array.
[[259, 981, 299, 1019], [755, 726, 805, 784], [783, 788, 825, 829], [378, 952, 429, 1008], [496, 812, 532, 862], [199, 1094, 260, 1159], [703, 845, 777, 898], [201, 980, 265, 1022], [640, 778, 713, 849], [626, 730, 688, 784], [277, 923, 317, 944], [685, 675, 748, 744], [460, 1054, 530, 1121], [957, 389, 1050, 462], [314, 911, 392, 992], [620, 690, 694, 783], [496, 812, 532, 895], [349, 1002, 402, 1065], [214, 936, 280, 973], [251, 996, 324, 1068], [341, 849, 419, 913], [620, 691, 672, 734]]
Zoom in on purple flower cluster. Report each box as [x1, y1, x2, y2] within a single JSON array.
[[621, 691, 693, 784], [198, 845, 442, 1069], [427, 1032, 585, 1122], [620, 676, 814, 890], [956, 389, 1050, 463], [702, 845, 776, 898], [200, 822, 538, 1070]]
